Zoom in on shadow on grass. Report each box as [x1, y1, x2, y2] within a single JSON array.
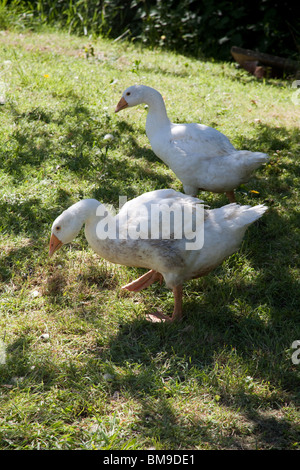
[[3, 296, 299, 449], [1, 99, 98, 179], [100, 302, 299, 449]]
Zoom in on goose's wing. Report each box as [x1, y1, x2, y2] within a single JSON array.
[[117, 189, 205, 241], [169, 123, 235, 158]]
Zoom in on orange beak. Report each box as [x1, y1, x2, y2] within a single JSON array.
[[49, 233, 63, 256], [115, 96, 128, 113]]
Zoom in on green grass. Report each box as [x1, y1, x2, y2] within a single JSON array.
[[0, 29, 300, 450]]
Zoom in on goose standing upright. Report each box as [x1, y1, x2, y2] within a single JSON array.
[[49, 189, 267, 322], [115, 85, 268, 202]]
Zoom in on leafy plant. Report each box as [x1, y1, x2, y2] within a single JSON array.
[[2, 0, 299, 60]]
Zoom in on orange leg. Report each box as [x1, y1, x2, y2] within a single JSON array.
[[122, 272, 183, 323], [171, 285, 183, 321], [122, 270, 163, 292], [146, 285, 183, 323], [225, 190, 236, 203]]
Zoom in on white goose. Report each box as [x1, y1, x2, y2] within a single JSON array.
[[49, 189, 267, 322], [115, 85, 268, 202]]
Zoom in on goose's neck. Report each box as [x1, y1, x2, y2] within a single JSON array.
[[81, 200, 115, 253], [83, 200, 135, 266], [75, 199, 103, 226], [145, 89, 171, 139]]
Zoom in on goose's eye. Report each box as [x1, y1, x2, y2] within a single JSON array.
[[56, 226, 61, 231], [126, 92, 131, 96]]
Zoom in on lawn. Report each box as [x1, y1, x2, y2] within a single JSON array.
[[0, 29, 299, 450]]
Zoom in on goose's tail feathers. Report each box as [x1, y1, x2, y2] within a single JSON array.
[[223, 203, 268, 228], [234, 150, 269, 168]]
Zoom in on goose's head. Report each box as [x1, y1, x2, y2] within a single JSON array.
[[49, 209, 83, 256], [115, 85, 159, 113], [115, 85, 143, 112]]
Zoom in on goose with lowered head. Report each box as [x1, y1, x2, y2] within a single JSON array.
[[115, 85, 268, 202], [49, 189, 267, 322]]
